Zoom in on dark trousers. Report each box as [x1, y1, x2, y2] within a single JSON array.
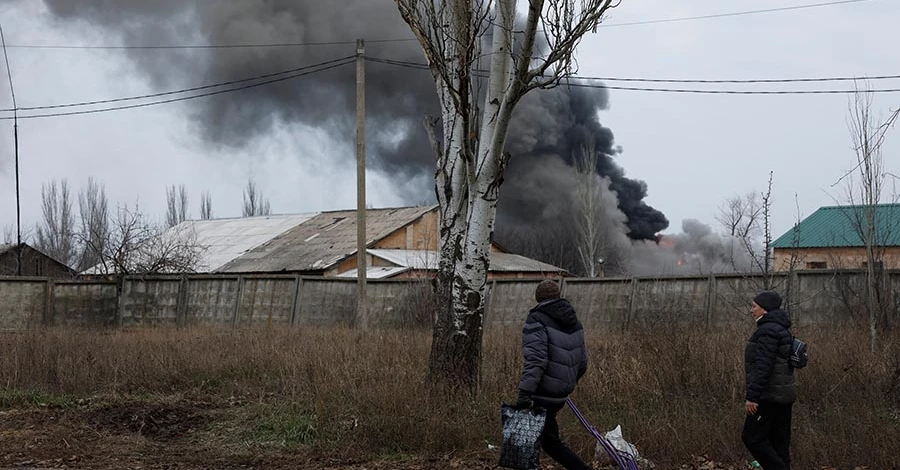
[[742, 402, 793, 470], [538, 401, 592, 470]]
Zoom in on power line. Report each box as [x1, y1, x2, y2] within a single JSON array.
[[0, 55, 354, 112], [366, 57, 900, 94], [3, 0, 879, 50], [0, 26, 16, 109], [3, 54, 897, 118], [0, 57, 354, 120], [564, 82, 900, 95], [597, 0, 876, 28], [367, 57, 900, 85], [5, 38, 417, 50]]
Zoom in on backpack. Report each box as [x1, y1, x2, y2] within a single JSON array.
[[789, 337, 808, 369]]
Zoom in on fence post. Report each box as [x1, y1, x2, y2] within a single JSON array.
[[485, 280, 498, 325], [232, 276, 245, 329], [705, 275, 717, 329], [290, 275, 303, 327], [790, 270, 801, 327], [116, 277, 127, 328], [176, 275, 188, 328], [626, 278, 638, 331], [43, 278, 54, 326]]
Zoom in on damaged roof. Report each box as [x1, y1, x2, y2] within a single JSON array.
[[178, 214, 317, 271], [367, 249, 566, 274], [216, 206, 437, 273]]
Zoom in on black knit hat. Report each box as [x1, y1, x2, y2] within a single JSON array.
[[753, 290, 782, 312], [535, 280, 561, 303]]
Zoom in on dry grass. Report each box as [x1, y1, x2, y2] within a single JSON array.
[[1, 324, 898, 468]]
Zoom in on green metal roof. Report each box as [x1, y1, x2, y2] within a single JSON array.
[[772, 204, 900, 248]]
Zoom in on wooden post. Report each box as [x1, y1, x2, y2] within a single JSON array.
[[355, 38, 368, 330]]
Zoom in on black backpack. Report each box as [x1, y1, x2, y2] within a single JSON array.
[[789, 337, 808, 369]]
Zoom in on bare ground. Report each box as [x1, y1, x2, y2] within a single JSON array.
[[0, 396, 511, 470], [0, 397, 751, 470]]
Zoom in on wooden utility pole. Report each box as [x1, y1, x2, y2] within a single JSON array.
[[355, 39, 368, 329], [0, 22, 21, 275]]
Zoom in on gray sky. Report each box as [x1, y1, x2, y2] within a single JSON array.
[[0, 0, 898, 245]]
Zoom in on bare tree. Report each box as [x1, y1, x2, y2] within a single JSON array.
[[200, 191, 213, 220], [838, 84, 899, 351], [571, 140, 628, 277], [2, 224, 14, 245], [396, 0, 620, 386], [717, 192, 762, 239], [89, 203, 203, 276], [165, 184, 189, 228], [76, 177, 110, 272], [761, 172, 775, 283], [717, 191, 764, 272], [242, 179, 271, 217], [35, 179, 76, 267]]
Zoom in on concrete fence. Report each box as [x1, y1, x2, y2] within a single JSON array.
[[1, 270, 897, 331]]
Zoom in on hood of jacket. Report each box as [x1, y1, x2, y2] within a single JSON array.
[[532, 298, 579, 328], [757, 308, 792, 330]]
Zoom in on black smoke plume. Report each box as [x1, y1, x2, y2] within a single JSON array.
[[39, 0, 669, 274]]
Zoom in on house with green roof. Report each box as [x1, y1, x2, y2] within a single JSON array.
[[772, 203, 900, 270]]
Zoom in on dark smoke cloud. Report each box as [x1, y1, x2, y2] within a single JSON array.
[[39, 0, 668, 258], [42, 0, 437, 192], [502, 84, 667, 240]]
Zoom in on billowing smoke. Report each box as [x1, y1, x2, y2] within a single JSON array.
[[629, 219, 759, 276], [41, 0, 439, 197], [501, 84, 668, 240], [38, 0, 680, 273]]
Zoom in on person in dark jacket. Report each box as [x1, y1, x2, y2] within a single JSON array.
[[743, 290, 796, 470], [517, 279, 590, 470]]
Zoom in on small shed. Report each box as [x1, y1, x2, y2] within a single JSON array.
[[0, 243, 77, 279]]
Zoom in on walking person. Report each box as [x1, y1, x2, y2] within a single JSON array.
[[517, 279, 591, 470], [742, 290, 796, 470]]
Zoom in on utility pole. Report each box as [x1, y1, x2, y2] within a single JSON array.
[[355, 39, 368, 329], [0, 22, 21, 275]]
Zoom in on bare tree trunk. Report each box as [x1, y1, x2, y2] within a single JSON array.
[[761, 172, 774, 288], [398, 0, 618, 388]]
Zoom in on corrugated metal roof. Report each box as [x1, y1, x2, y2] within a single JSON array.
[[490, 252, 568, 273], [335, 266, 412, 279], [217, 206, 438, 273], [368, 249, 439, 269], [179, 214, 317, 271], [80, 214, 317, 274], [772, 204, 900, 248], [367, 249, 566, 274]]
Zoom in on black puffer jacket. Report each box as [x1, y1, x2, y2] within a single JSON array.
[[519, 298, 588, 404], [745, 309, 796, 404]]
